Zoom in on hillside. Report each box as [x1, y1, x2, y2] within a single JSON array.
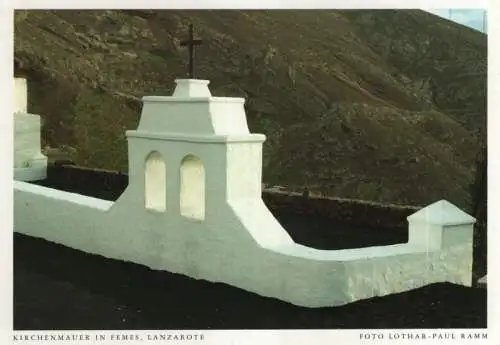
[[13, 10, 487, 209]]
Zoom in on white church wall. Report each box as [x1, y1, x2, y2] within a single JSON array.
[[14, 181, 112, 253], [226, 142, 264, 200], [14, 177, 475, 307], [14, 180, 349, 306], [13, 78, 476, 308]]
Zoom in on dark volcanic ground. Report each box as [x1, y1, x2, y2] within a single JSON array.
[[14, 233, 486, 330]]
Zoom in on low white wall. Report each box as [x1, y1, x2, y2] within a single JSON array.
[[15, 182, 112, 252], [14, 180, 474, 307], [13, 78, 475, 307]]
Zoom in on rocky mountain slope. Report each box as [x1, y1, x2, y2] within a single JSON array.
[[14, 10, 487, 209]]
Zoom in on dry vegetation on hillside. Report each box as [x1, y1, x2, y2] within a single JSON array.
[[14, 9, 487, 209]]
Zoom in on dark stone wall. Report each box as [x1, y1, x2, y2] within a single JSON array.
[[39, 164, 419, 229], [33, 164, 419, 250], [262, 191, 419, 232], [36, 164, 128, 202]]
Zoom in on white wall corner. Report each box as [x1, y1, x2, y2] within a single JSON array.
[[407, 200, 476, 250], [15, 77, 28, 113]]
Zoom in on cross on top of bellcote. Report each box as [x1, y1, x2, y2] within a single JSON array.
[[180, 24, 203, 79]]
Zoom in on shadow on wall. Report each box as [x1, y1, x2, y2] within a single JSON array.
[[145, 151, 167, 212], [180, 154, 205, 221]]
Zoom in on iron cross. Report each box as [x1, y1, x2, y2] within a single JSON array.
[[180, 24, 202, 78]]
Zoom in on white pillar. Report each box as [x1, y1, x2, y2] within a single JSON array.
[[407, 200, 476, 250], [14, 77, 48, 181]]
